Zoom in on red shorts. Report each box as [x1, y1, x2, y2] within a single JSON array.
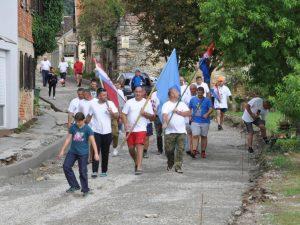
[[126, 131, 147, 147]]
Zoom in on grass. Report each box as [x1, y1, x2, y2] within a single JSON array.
[[271, 155, 291, 169], [271, 211, 300, 225], [263, 153, 300, 225], [265, 111, 284, 134]]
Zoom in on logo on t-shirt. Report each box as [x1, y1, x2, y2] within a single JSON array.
[[73, 132, 84, 142]]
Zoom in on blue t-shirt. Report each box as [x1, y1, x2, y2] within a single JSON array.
[[131, 75, 145, 90], [69, 124, 94, 155], [189, 97, 212, 124]]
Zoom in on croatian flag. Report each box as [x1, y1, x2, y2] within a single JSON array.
[[94, 59, 126, 108], [199, 42, 215, 84]]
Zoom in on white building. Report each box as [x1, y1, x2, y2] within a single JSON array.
[[0, 0, 19, 129]]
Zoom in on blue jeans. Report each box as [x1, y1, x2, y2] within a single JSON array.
[[63, 152, 89, 193], [42, 70, 49, 87]]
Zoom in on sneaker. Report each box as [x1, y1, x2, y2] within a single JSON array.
[[66, 187, 80, 193], [135, 169, 143, 175], [186, 150, 192, 155], [167, 166, 173, 171], [100, 172, 107, 177], [201, 151, 206, 158], [143, 151, 149, 158], [248, 147, 254, 153], [218, 125, 223, 130], [91, 172, 98, 178], [82, 191, 90, 197], [53, 96, 56, 100], [112, 148, 119, 157], [175, 168, 183, 174]]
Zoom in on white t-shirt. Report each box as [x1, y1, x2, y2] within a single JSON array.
[[117, 89, 126, 101], [40, 60, 51, 71], [122, 98, 154, 132], [214, 85, 232, 109], [193, 82, 210, 97], [242, 97, 268, 122], [150, 91, 160, 114], [88, 100, 118, 134], [181, 84, 191, 97], [68, 97, 83, 114], [162, 101, 189, 134], [58, 61, 69, 73], [78, 98, 97, 117]]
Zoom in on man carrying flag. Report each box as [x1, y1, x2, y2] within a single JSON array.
[[162, 88, 190, 173], [122, 87, 155, 175]]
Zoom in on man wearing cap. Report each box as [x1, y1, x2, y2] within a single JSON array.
[[131, 69, 146, 92], [213, 76, 232, 130]]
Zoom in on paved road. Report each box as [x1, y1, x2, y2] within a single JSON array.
[[0, 121, 250, 225]]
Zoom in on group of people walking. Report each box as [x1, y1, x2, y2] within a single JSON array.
[[39, 56, 84, 99], [55, 69, 271, 197]]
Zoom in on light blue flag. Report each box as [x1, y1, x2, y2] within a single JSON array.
[[156, 49, 180, 121]]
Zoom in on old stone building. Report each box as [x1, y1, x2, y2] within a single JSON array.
[[116, 14, 165, 76]]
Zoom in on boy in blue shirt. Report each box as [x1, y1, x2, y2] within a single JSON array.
[[189, 87, 213, 158], [57, 112, 99, 196]]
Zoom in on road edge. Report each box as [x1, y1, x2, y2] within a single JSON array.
[[0, 137, 65, 178]]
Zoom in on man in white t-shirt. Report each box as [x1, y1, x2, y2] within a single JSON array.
[[180, 76, 191, 99], [242, 97, 271, 153], [194, 76, 210, 97], [40, 56, 51, 87], [182, 84, 197, 155], [58, 57, 69, 87], [86, 87, 119, 177], [122, 87, 155, 175], [213, 76, 232, 130], [67, 88, 84, 128], [162, 88, 190, 173], [78, 89, 97, 125]]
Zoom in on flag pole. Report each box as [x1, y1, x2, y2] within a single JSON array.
[[164, 70, 198, 129]]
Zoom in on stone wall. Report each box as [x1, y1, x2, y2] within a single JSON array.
[[116, 14, 165, 76]]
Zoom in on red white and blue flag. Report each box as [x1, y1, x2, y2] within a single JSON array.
[[94, 59, 126, 108]]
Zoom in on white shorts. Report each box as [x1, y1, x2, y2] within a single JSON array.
[[191, 122, 210, 137]]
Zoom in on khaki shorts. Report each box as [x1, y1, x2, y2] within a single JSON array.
[[191, 122, 210, 137]]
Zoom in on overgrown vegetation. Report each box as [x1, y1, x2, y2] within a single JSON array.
[[126, 0, 201, 68], [32, 0, 64, 56], [78, 0, 125, 52]]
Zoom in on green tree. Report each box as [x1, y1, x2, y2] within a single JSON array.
[[32, 0, 64, 56], [199, 0, 300, 94], [78, 0, 125, 51], [125, 0, 201, 68]]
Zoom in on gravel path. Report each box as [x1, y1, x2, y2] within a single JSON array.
[[0, 122, 251, 225]]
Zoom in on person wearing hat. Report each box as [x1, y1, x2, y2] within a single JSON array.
[[131, 69, 146, 92], [213, 76, 232, 130]]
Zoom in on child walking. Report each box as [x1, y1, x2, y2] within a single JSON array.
[[48, 67, 58, 100], [57, 112, 99, 197]]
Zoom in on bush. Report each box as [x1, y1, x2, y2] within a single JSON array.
[[271, 138, 300, 153], [274, 73, 300, 123]]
